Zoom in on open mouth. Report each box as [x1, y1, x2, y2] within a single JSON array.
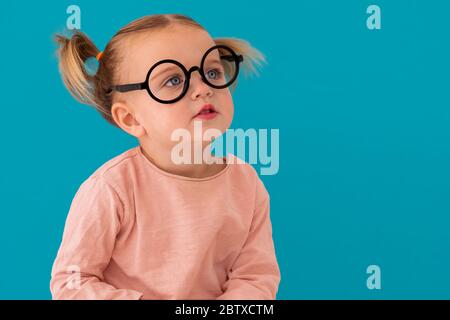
[[194, 104, 218, 120], [197, 109, 216, 115]]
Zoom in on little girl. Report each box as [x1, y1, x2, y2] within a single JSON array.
[[50, 13, 281, 300]]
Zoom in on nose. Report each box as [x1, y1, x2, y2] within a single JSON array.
[[189, 71, 213, 100]]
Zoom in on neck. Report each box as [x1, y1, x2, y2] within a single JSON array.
[[139, 140, 226, 179]]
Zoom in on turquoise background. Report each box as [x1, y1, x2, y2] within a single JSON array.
[[0, 0, 449, 299]]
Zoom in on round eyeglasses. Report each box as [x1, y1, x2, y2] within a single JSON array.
[[107, 45, 244, 104]]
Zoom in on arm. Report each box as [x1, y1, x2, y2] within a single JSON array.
[[50, 177, 143, 300], [216, 176, 281, 300]]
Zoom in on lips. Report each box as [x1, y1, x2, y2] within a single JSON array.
[[193, 104, 218, 120], [195, 104, 217, 116]]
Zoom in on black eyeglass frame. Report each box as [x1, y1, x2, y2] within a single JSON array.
[[107, 44, 244, 104]]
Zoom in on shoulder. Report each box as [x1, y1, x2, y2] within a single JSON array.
[[75, 146, 141, 203], [73, 146, 140, 200], [88, 146, 140, 181], [70, 147, 141, 219], [226, 154, 269, 207]]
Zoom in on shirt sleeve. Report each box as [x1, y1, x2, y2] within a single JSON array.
[[216, 175, 281, 300], [50, 176, 144, 300]]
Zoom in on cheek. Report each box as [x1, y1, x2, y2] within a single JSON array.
[[134, 90, 234, 141], [145, 103, 192, 141], [217, 89, 234, 120], [132, 96, 177, 139]]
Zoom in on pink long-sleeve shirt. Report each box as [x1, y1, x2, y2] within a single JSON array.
[[50, 145, 281, 300]]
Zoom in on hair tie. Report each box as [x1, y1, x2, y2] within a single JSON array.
[[96, 51, 103, 61]]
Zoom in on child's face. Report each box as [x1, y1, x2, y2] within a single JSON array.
[[112, 25, 234, 150]]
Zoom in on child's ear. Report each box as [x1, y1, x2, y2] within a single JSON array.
[[111, 101, 146, 138]]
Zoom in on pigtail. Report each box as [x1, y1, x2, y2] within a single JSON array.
[[214, 37, 266, 76], [54, 30, 101, 108]]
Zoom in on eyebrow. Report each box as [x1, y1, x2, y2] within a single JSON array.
[[150, 65, 182, 81], [206, 58, 221, 64]]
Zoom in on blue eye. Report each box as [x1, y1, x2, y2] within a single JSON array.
[[206, 68, 223, 80], [164, 76, 184, 87]]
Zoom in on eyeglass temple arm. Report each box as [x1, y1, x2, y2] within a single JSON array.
[[221, 54, 244, 63], [108, 82, 146, 94]]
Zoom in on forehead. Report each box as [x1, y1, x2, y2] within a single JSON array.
[[124, 25, 217, 77]]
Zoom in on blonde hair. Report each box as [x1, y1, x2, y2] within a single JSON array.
[[54, 14, 266, 128]]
